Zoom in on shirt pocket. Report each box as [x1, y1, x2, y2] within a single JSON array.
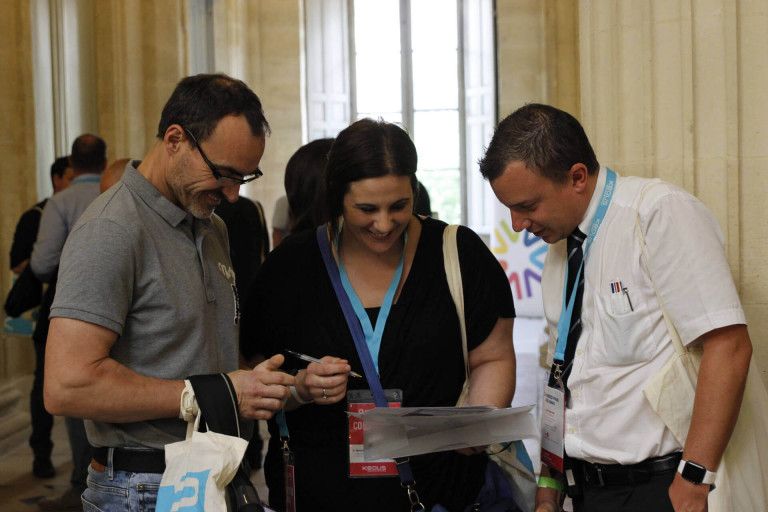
[[595, 285, 655, 365]]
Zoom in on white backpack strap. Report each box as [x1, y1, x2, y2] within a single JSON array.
[[635, 183, 686, 357], [443, 225, 469, 384]]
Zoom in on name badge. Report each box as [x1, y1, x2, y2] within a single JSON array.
[[541, 384, 566, 472], [347, 389, 402, 478]]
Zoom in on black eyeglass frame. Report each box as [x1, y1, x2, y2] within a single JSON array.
[[183, 127, 263, 184]]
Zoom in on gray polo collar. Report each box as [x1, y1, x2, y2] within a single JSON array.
[[123, 161, 208, 229]]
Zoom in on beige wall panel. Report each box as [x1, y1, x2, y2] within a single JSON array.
[[736, 1, 768, 349], [581, 0, 768, 384], [93, 0, 153, 160], [244, 2, 263, 94], [497, 0, 580, 119], [545, 0, 580, 116], [690, 0, 739, 262], [579, 2, 618, 165], [243, 1, 303, 232], [739, 156, 768, 305], [1, 0, 37, 277], [0, 0, 36, 439], [0, 0, 37, 389], [616, 2, 652, 179], [496, 0, 546, 117], [138, 0, 187, 152], [214, 0, 248, 79], [743, 305, 768, 382], [649, 1, 691, 187], [702, 2, 739, 274], [582, 2, 654, 180], [93, 0, 185, 157]]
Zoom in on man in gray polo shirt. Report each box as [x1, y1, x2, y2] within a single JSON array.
[[44, 74, 295, 511]]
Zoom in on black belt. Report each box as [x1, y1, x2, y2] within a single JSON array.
[[570, 452, 682, 487], [92, 447, 166, 474]]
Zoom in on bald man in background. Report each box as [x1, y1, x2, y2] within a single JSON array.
[[32, 134, 107, 511]]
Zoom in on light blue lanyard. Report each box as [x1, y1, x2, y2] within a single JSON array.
[[554, 168, 617, 364], [335, 227, 406, 375]]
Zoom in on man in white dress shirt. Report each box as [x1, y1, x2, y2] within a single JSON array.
[[479, 103, 753, 512]]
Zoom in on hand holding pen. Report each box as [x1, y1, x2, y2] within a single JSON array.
[[286, 349, 363, 378], [285, 349, 360, 405]]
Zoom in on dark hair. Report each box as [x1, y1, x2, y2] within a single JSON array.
[[50, 156, 70, 186], [156, 73, 271, 142], [70, 134, 107, 172], [285, 138, 334, 236], [324, 119, 418, 236], [479, 103, 599, 183]]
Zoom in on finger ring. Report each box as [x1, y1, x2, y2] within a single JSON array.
[[322, 388, 327, 400]]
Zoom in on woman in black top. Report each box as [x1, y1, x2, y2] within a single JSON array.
[[243, 119, 516, 511]]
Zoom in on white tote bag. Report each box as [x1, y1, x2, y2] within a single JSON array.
[[637, 185, 768, 512], [156, 415, 249, 512]]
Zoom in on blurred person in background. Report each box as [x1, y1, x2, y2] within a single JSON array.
[[9, 156, 73, 481]]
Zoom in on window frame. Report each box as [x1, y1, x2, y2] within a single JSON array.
[[306, 0, 496, 231]]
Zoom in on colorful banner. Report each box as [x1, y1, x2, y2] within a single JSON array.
[[491, 203, 548, 318]]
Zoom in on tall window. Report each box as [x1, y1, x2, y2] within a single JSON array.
[[306, 0, 495, 230], [353, 0, 461, 223]]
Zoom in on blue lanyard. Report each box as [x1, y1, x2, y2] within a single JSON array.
[[335, 226, 406, 375], [553, 168, 617, 364]]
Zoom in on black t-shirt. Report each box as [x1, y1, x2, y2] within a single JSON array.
[[10, 199, 51, 343], [242, 216, 515, 511], [10, 199, 47, 270], [214, 196, 269, 295]]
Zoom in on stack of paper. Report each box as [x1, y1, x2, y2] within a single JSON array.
[[348, 405, 538, 461]]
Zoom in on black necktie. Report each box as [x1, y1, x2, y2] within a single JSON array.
[[562, 228, 586, 388], [552, 228, 586, 391]]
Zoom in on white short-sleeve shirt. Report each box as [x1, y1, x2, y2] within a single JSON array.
[[542, 167, 746, 464]]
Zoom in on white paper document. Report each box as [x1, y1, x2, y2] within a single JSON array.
[[348, 405, 538, 461]]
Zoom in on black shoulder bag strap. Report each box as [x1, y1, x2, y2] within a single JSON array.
[[188, 373, 265, 512]]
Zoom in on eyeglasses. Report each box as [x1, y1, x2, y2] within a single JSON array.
[[183, 128, 263, 184]]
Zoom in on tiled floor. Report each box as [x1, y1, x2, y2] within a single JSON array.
[[0, 318, 547, 512], [0, 417, 271, 512], [0, 416, 76, 512]]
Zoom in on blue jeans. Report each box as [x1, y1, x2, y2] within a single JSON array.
[[82, 464, 162, 512]]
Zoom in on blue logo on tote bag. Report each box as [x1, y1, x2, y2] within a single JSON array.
[[156, 469, 210, 512]]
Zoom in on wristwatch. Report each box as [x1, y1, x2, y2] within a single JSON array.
[[677, 459, 717, 485]]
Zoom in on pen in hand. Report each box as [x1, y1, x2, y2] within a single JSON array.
[[285, 349, 363, 378]]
